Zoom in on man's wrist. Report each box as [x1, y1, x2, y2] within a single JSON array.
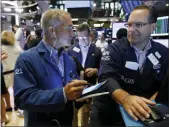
[[112, 89, 130, 105], [122, 94, 130, 105]]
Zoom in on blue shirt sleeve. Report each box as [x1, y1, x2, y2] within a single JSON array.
[[14, 54, 66, 112]]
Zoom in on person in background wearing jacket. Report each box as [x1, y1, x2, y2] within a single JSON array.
[[28, 29, 43, 49], [1, 52, 10, 125], [95, 33, 108, 52], [67, 23, 102, 127], [116, 28, 127, 40], [90, 29, 98, 44], [14, 9, 88, 126], [12, 25, 25, 50], [89, 5, 168, 126]]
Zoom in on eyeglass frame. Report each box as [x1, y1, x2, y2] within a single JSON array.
[[53, 24, 74, 32], [124, 22, 153, 29]]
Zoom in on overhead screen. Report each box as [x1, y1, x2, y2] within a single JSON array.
[[112, 22, 127, 38], [121, 0, 143, 13]]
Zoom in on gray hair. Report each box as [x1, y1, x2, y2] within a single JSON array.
[[40, 9, 70, 37]]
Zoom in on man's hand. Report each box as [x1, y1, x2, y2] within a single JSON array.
[[1, 52, 8, 60], [122, 95, 156, 121], [64, 80, 87, 100], [85, 68, 98, 77]]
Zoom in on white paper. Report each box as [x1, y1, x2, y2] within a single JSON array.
[[73, 47, 80, 53], [125, 61, 139, 71], [82, 80, 107, 95], [76, 92, 109, 102], [155, 52, 161, 59], [147, 53, 159, 66]]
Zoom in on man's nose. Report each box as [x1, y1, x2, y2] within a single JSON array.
[[128, 26, 137, 34]]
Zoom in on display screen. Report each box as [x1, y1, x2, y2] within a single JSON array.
[[112, 22, 127, 38], [121, 0, 143, 13]]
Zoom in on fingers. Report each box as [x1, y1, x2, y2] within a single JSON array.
[[130, 106, 145, 121], [72, 85, 85, 93], [126, 108, 138, 121], [133, 101, 150, 120], [86, 71, 93, 77], [137, 98, 152, 114], [85, 68, 92, 73], [73, 92, 82, 98], [1, 53, 8, 60], [70, 80, 87, 87], [123, 96, 154, 121], [140, 97, 156, 106]]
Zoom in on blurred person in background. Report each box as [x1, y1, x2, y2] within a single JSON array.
[[28, 29, 43, 49], [90, 29, 98, 44], [1, 52, 10, 125], [1, 30, 23, 89], [23, 29, 31, 41], [1, 30, 23, 118], [24, 34, 34, 50], [67, 23, 102, 127], [116, 28, 127, 40], [95, 33, 108, 52], [12, 25, 26, 50]]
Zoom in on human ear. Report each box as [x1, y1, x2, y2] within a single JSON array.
[[151, 23, 156, 33]]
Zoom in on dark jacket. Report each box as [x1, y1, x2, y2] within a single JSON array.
[[28, 37, 42, 49], [67, 43, 102, 84], [90, 37, 168, 126]]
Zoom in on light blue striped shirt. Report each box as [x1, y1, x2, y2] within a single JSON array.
[[132, 40, 152, 73], [42, 40, 67, 103]]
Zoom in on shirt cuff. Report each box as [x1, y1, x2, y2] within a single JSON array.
[[63, 88, 67, 103]]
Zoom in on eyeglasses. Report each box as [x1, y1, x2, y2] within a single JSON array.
[[54, 25, 73, 32], [64, 25, 73, 32], [124, 22, 151, 29]]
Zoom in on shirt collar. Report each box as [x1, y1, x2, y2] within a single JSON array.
[[130, 40, 152, 52], [79, 42, 91, 49], [43, 40, 58, 54]]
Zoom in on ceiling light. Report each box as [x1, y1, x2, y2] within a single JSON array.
[[15, 8, 23, 13], [93, 3, 96, 7], [94, 24, 101, 27], [29, 10, 32, 12], [72, 18, 78, 21], [73, 25, 79, 27], [166, 4, 169, 6], [1, 15, 6, 18], [21, 20, 25, 23], [4, 8, 12, 12], [36, 6, 40, 10]]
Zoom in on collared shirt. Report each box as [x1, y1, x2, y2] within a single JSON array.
[[131, 40, 152, 73], [43, 40, 64, 77], [43, 40, 67, 103], [79, 43, 91, 67]]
